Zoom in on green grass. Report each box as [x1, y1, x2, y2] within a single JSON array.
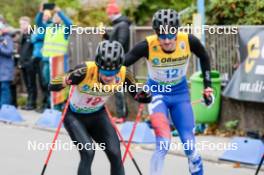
[[17, 96, 27, 107]]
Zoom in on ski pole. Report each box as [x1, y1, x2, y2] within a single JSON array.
[[255, 154, 264, 175], [105, 106, 143, 175], [41, 86, 75, 175], [122, 103, 144, 163]]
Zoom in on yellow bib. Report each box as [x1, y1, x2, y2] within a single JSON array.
[[70, 61, 126, 114], [146, 33, 191, 85]]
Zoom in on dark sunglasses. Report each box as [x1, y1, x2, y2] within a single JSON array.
[[158, 33, 176, 40], [99, 69, 119, 77]]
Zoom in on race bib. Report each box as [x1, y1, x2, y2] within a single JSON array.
[[70, 90, 109, 114], [148, 65, 186, 84]]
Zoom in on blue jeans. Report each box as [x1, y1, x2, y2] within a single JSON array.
[[42, 60, 51, 107], [42, 59, 50, 87], [0, 81, 12, 108]]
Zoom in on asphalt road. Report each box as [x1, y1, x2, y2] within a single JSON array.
[[0, 123, 256, 175]]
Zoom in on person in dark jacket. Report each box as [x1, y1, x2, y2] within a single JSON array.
[[0, 23, 14, 108], [105, 2, 131, 53], [18, 16, 37, 110], [104, 2, 131, 122]]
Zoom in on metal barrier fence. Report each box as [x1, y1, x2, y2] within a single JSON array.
[[68, 26, 240, 81]]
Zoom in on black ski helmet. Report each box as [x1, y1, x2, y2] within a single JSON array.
[[95, 40, 124, 71], [152, 9, 180, 34]]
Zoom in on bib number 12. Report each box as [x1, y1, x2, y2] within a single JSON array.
[[166, 69, 179, 79]]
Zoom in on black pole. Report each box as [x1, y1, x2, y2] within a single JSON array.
[[255, 154, 264, 175], [41, 164, 47, 175], [131, 157, 143, 175]]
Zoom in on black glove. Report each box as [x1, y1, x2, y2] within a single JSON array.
[[48, 83, 65, 92], [134, 89, 152, 103], [48, 75, 66, 91]]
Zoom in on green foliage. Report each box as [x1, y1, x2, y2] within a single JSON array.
[[125, 0, 264, 26], [17, 95, 27, 107], [0, 0, 41, 27], [180, 3, 196, 25], [0, 0, 109, 27], [50, 0, 111, 26], [206, 0, 264, 25], [124, 0, 194, 25], [224, 120, 239, 131], [2, 0, 264, 27], [48, 0, 109, 26], [74, 8, 110, 26], [49, 0, 80, 10]]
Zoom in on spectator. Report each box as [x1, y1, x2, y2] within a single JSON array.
[[31, 6, 52, 111], [42, 6, 72, 57], [105, 2, 131, 52], [0, 15, 20, 107], [0, 14, 15, 35], [0, 23, 14, 108], [18, 16, 37, 110], [42, 6, 72, 109], [0, 15, 7, 28], [11, 30, 22, 107], [105, 2, 131, 122], [32, 8, 52, 61]]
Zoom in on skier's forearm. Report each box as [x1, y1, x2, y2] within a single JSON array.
[[49, 64, 87, 91], [189, 34, 212, 88], [49, 75, 67, 91]]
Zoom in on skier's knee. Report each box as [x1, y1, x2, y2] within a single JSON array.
[[80, 148, 95, 164], [155, 138, 171, 156], [150, 112, 171, 139]]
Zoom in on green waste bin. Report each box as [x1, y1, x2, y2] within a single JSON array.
[[190, 70, 221, 124]]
